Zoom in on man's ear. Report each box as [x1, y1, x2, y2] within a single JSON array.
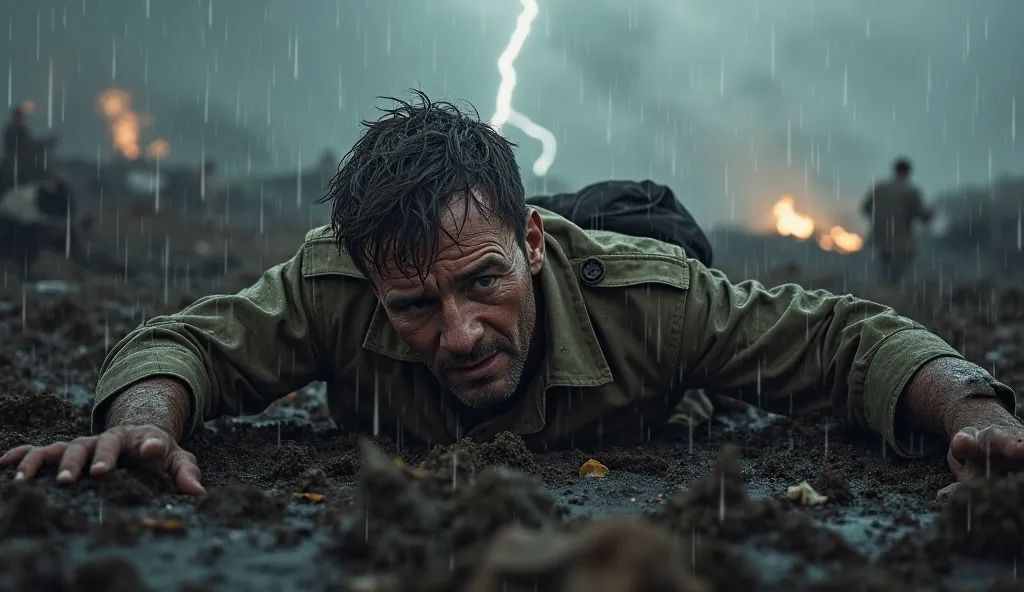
[[524, 208, 545, 275]]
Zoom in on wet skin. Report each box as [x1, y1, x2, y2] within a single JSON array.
[[372, 190, 546, 409]]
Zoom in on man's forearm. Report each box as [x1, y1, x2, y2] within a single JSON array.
[[103, 377, 192, 441], [898, 356, 1019, 439]]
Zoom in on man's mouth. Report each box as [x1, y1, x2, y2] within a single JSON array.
[[452, 352, 500, 381]]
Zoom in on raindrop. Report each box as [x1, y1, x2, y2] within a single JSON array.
[[337, 66, 344, 111], [719, 54, 725, 96], [204, 67, 210, 123], [46, 57, 53, 128], [842, 63, 848, 107], [296, 148, 303, 208], [718, 472, 726, 523]]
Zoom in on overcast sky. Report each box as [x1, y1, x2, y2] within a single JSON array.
[[4, 0, 1022, 230]]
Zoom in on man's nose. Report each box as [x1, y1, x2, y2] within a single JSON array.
[[438, 301, 484, 356]]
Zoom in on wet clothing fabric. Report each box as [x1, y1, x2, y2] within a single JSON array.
[[526, 179, 715, 428], [861, 178, 931, 283], [93, 209, 1017, 457]]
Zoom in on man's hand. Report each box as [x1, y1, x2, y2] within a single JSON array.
[[0, 425, 205, 496], [937, 424, 1024, 501], [897, 356, 1024, 501]]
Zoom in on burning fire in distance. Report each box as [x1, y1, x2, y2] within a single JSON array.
[[96, 88, 169, 161], [771, 196, 863, 254]]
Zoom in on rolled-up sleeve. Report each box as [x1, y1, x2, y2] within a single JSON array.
[[676, 260, 1017, 457]]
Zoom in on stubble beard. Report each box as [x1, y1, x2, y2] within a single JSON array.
[[442, 282, 536, 409]]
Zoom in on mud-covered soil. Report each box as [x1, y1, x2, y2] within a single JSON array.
[[1, 206, 1024, 591]]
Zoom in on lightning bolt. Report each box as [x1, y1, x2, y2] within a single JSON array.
[[489, 0, 557, 176]]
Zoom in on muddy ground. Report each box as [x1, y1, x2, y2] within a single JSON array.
[[2, 204, 1024, 591]]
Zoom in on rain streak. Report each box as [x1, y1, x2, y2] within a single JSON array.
[[0, 1, 1022, 591]]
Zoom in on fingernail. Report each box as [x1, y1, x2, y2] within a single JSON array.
[[57, 470, 71, 481], [14, 472, 24, 481], [142, 438, 161, 448], [91, 462, 107, 471]]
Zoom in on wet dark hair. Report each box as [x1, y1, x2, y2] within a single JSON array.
[[321, 90, 527, 280], [893, 157, 912, 175]]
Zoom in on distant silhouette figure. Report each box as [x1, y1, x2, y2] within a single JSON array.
[[861, 157, 933, 285]]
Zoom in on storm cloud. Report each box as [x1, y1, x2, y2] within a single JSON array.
[[4, 0, 1022, 229]]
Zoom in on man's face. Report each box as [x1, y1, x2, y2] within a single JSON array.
[[371, 190, 546, 408]]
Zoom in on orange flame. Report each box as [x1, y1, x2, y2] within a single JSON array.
[[772, 196, 815, 240], [817, 225, 864, 254], [770, 196, 863, 254], [96, 88, 168, 161], [146, 138, 170, 159]]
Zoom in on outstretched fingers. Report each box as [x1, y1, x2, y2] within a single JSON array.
[[89, 430, 128, 476], [168, 450, 205, 496], [56, 439, 96, 483], [12, 442, 69, 480], [0, 445, 34, 467]]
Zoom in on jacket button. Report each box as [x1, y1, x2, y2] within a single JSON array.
[[580, 257, 605, 285]]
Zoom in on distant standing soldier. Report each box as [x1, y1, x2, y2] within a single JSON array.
[[1, 102, 54, 187], [861, 157, 932, 285]]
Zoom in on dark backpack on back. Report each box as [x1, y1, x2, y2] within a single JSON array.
[[526, 179, 713, 267]]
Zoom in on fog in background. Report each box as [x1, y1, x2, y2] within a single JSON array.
[[3, 0, 1022, 231]]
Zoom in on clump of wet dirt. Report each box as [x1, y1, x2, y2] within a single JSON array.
[[461, 517, 709, 592], [656, 446, 862, 563], [330, 440, 561, 577], [196, 480, 286, 528], [0, 543, 147, 591], [265, 442, 315, 480], [0, 542, 69, 591], [0, 482, 86, 537], [419, 431, 545, 486], [296, 468, 333, 495], [71, 556, 150, 591], [82, 469, 162, 507], [935, 473, 1024, 559], [814, 465, 854, 504], [0, 390, 87, 452]]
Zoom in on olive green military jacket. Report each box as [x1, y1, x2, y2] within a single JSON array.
[[92, 210, 1016, 456]]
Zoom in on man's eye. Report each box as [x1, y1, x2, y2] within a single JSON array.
[[472, 276, 498, 291]]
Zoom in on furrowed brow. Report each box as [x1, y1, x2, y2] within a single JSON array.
[[452, 255, 508, 282]]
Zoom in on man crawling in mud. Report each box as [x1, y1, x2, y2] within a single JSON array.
[[3, 91, 1023, 500]]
